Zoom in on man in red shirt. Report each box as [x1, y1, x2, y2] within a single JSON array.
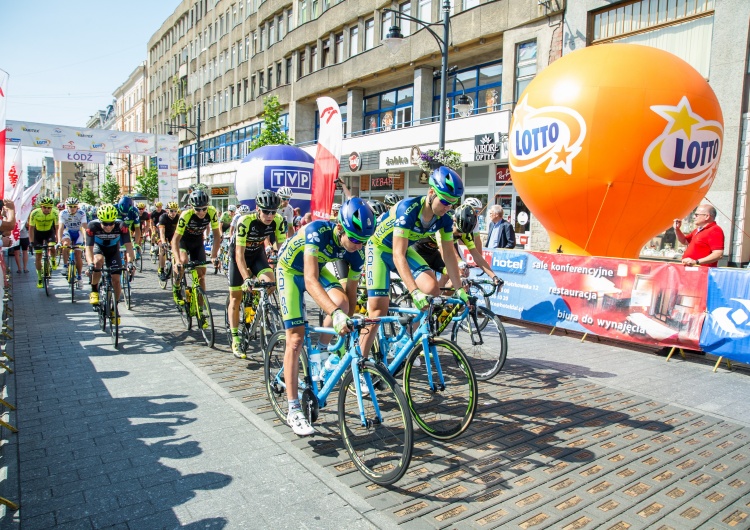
[[674, 204, 724, 267]]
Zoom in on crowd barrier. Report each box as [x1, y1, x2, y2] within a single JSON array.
[[459, 247, 750, 367], [0, 260, 18, 513]]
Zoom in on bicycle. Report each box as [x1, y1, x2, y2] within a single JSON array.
[[91, 265, 122, 347], [173, 260, 215, 347], [264, 319, 413, 485], [223, 280, 283, 357], [158, 246, 173, 290], [373, 295, 478, 440], [149, 234, 160, 264], [62, 244, 83, 302], [39, 241, 55, 297], [119, 249, 133, 310], [133, 244, 143, 273], [216, 237, 230, 276], [449, 277, 508, 380]]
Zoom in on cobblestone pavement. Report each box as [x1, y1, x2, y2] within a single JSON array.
[[3, 253, 750, 529]]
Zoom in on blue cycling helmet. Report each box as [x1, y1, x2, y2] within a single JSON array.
[[338, 198, 376, 242], [429, 166, 464, 203], [118, 196, 133, 210]]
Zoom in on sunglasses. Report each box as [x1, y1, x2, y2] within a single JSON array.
[[138, 208, 145, 211], [68, 205, 78, 209], [260, 209, 275, 215], [168, 209, 178, 214], [102, 221, 115, 227], [194, 207, 208, 212], [438, 198, 457, 207]]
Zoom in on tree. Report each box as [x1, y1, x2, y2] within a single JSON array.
[[249, 95, 294, 151], [100, 167, 121, 204], [80, 184, 98, 205], [135, 163, 159, 202]]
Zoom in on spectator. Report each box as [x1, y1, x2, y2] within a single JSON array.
[[485, 205, 515, 249], [674, 204, 724, 267], [8, 222, 30, 273], [300, 212, 312, 226]]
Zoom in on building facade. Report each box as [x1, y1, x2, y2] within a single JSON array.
[[148, 0, 564, 237], [112, 62, 149, 195]]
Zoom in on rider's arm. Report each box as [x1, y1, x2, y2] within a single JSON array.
[[84, 229, 95, 264], [392, 233, 418, 294], [345, 275, 359, 317], [57, 212, 64, 243], [304, 253, 340, 318], [159, 225, 167, 245]]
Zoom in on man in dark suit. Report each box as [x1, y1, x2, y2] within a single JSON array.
[[486, 205, 516, 249]]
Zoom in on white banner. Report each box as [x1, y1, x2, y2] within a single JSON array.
[[156, 135, 179, 203], [52, 148, 107, 164]]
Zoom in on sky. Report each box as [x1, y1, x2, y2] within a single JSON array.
[[1, 0, 181, 165]]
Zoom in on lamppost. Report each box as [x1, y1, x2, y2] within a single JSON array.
[[168, 105, 202, 185], [108, 154, 132, 192], [382, 0, 454, 150]]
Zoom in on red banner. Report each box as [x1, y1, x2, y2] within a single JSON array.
[[462, 248, 708, 349], [310, 97, 342, 220]]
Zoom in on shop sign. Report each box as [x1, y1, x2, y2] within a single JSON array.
[[348, 151, 362, 172], [380, 148, 412, 168], [475, 132, 509, 162], [370, 176, 394, 191], [211, 186, 230, 196], [496, 166, 511, 183]]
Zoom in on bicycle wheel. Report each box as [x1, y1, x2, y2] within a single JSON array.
[[403, 337, 477, 440], [260, 303, 283, 352], [176, 282, 192, 330], [195, 287, 215, 347], [338, 361, 413, 485], [108, 289, 119, 347], [466, 285, 492, 330], [43, 257, 50, 297], [136, 252, 143, 273], [54, 250, 63, 269], [121, 273, 132, 310], [98, 286, 107, 331], [150, 248, 158, 265], [68, 261, 76, 303], [264, 331, 309, 423], [451, 307, 507, 381]]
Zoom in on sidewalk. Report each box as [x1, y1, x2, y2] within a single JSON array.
[[1, 259, 749, 529]]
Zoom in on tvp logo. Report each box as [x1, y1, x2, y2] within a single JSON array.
[[269, 167, 312, 192]]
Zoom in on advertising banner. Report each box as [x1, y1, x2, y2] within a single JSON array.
[[156, 135, 179, 203], [52, 148, 107, 164], [463, 248, 708, 349], [699, 269, 750, 364], [310, 97, 342, 220]]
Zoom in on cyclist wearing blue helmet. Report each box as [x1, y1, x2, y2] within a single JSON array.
[[116, 195, 142, 249], [359, 166, 470, 359], [275, 197, 376, 436]]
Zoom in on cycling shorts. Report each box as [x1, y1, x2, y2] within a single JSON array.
[[277, 265, 341, 329], [179, 236, 207, 265], [366, 242, 431, 298], [62, 230, 84, 246], [32, 230, 56, 250], [228, 246, 272, 291], [414, 245, 446, 275], [93, 245, 123, 271]]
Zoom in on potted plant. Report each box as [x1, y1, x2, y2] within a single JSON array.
[[416, 148, 463, 172]]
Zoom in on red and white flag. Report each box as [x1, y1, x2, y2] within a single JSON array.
[[5, 147, 24, 204], [0, 69, 9, 199], [310, 97, 342, 221], [10, 179, 42, 245]]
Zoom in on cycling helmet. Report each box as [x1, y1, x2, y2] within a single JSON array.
[[453, 204, 478, 234], [367, 200, 388, 217], [429, 166, 464, 203], [136, 202, 146, 209], [188, 183, 209, 193], [97, 204, 118, 223], [39, 196, 55, 207], [331, 202, 341, 212], [188, 189, 209, 208], [65, 197, 79, 206], [463, 197, 482, 210], [338, 198, 376, 242], [118, 196, 133, 210], [236, 204, 251, 215], [384, 193, 402, 207], [154, 202, 163, 208], [167, 201, 179, 210], [277, 186, 293, 200], [227, 204, 237, 212], [256, 189, 281, 210]]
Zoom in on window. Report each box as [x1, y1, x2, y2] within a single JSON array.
[[334, 32, 344, 63], [299, 0, 308, 24], [278, 14, 285, 40], [260, 27, 266, 51], [243, 78, 248, 102], [269, 21, 275, 46], [364, 18, 374, 50], [252, 31, 257, 55], [592, 0, 715, 42], [267, 66, 273, 89], [349, 26, 359, 56], [515, 41, 537, 100], [287, 9, 293, 32], [277, 61, 283, 86], [321, 39, 330, 68], [463, 0, 480, 9], [381, 11, 392, 43], [251, 74, 256, 99], [311, 45, 318, 71], [399, 2, 411, 37], [298, 51, 306, 78], [259, 71, 265, 93], [418, 0, 432, 22], [364, 85, 414, 134], [432, 60, 503, 119]]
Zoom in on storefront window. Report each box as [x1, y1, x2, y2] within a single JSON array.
[[363, 85, 414, 134], [433, 59, 502, 119]]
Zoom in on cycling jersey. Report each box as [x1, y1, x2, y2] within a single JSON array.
[[175, 206, 218, 239], [29, 208, 57, 232], [219, 211, 233, 229], [152, 208, 165, 219], [139, 211, 151, 226], [85, 220, 131, 249], [278, 204, 294, 230], [158, 212, 180, 241], [414, 231, 475, 253], [235, 212, 287, 251], [370, 196, 454, 249], [59, 209, 88, 231], [116, 205, 141, 230]]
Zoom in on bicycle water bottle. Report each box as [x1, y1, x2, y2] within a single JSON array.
[[309, 352, 322, 382], [320, 353, 340, 384], [244, 306, 255, 324]]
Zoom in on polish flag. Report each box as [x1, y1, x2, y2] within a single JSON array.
[[310, 97, 342, 221], [5, 146, 23, 204]]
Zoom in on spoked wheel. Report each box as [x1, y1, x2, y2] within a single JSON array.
[[264, 332, 309, 423], [451, 307, 507, 381], [108, 289, 119, 348], [260, 303, 283, 352], [176, 282, 192, 330], [43, 261, 50, 298], [402, 338, 477, 440], [136, 252, 143, 273], [98, 287, 107, 331], [68, 262, 76, 303], [338, 361, 413, 485], [158, 269, 170, 290], [195, 286, 215, 347], [121, 273, 132, 310], [466, 284, 492, 330]]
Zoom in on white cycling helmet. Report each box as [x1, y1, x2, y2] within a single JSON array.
[[277, 187, 293, 200], [236, 204, 251, 215], [331, 202, 341, 213], [227, 204, 237, 212], [463, 197, 482, 210]]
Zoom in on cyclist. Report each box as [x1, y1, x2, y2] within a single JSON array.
[[115, 196, 142, 260], [152, 201, 165, 222], [228, 204, 251, 240], [384, 193, 402, 208], [137, 202, 152, 245], [276, 186, 294, 237], [157, 201, 180, 280], [57, 197, 88, 287], [329, 203, 341, 221], [85, 204, 136, 313], [28, 196, 59, 288], [56, 202, 65, 212], [228, 190, 287, 358], [276, 197, 375, 436], [462, 197, 485, 253], [366, 200, 389, 224], [360, 167, 469, 359], [171, 189, 220, 305], [219, 204, 235, 237]]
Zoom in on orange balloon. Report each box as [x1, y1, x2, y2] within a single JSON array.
[[509, 43, 724, 258]]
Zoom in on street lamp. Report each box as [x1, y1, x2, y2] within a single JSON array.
[[382, 0, 452, 149], [168, 105, 203, 185]]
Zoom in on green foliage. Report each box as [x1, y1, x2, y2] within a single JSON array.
[[249, 95, 293, 151], [135, 163, 159, 202], [99, 167, 121, 205], [80, 184, 98, 205], [170, 76, 191, 122]]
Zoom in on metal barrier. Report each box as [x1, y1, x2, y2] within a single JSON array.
[[0, 258, 19, 512]]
